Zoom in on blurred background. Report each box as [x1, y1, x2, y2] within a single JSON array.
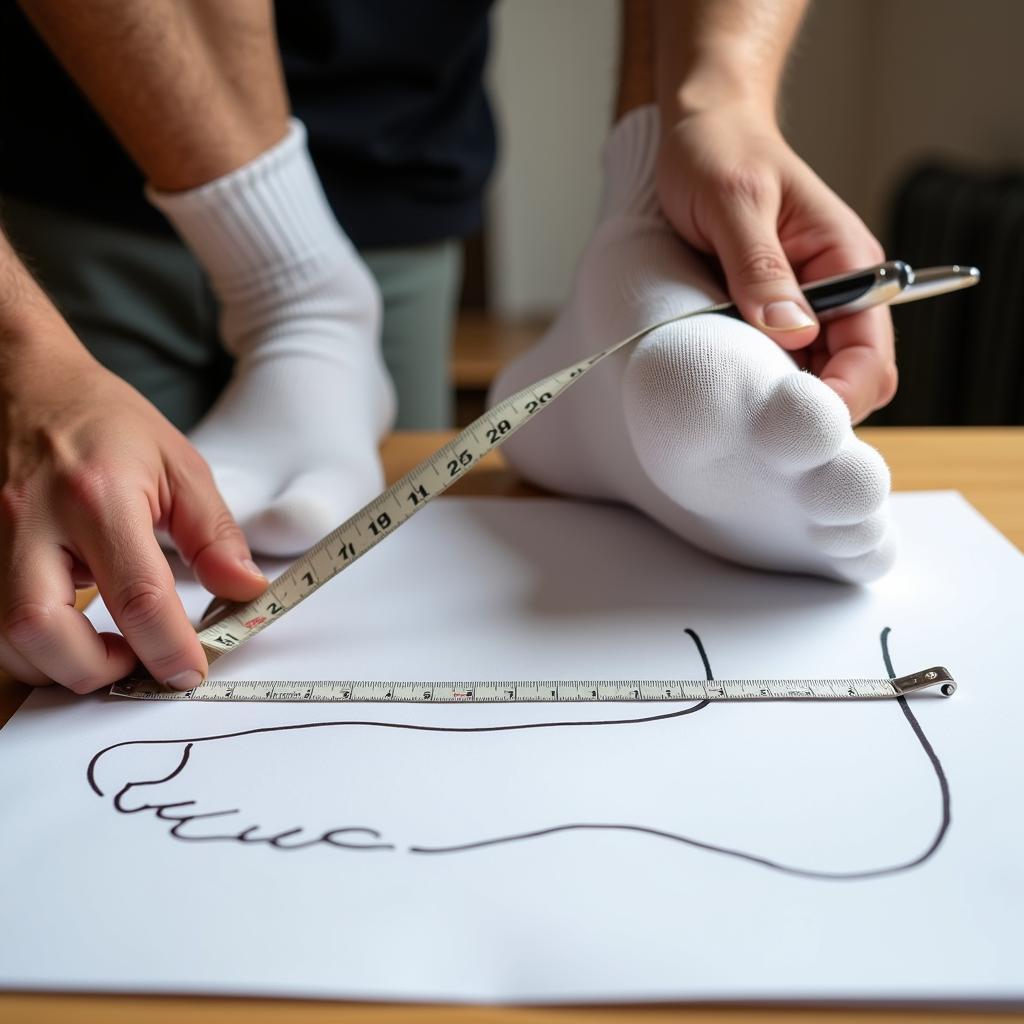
[[453, 0, 1024, 426]]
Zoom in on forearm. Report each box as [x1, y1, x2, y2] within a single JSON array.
[[654, 0, 809, 121], [17, 0, 289, 191]]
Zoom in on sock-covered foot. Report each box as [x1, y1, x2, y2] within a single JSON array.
[[490, 106, 895, 583], [148, 121, 395, 556]]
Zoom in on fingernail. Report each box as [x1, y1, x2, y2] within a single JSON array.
[[761, 300, 815, 331], [241, 558, 266, 579], [165, 669, 204, 691]]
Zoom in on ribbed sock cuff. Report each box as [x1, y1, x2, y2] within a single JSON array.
[[599, 104, 661, 219], [146, 119, 354, 301]]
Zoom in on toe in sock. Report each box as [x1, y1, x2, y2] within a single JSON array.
[[490, 105, 896, 582], [149, 121, 395, 556]]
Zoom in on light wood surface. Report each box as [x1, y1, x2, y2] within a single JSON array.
[[2, 427, 1022, 1024], [452, 312, 545, 389]]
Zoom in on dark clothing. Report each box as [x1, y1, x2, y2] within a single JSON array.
[[0, 1, 496, 248]]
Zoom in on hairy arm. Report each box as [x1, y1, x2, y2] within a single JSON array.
[[17, 0, 288, 190], [654, 0, 807, 122]]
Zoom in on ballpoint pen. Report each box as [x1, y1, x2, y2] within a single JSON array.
[[714, 259, 980, 323]]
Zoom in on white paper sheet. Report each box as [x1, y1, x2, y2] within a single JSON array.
[[0, 492, 1022, 1005]]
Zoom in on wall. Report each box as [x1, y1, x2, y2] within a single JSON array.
[[859, 0, 1024, 234], [486, 0, 618, 317]]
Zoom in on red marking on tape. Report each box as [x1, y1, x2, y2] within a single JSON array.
[[243, 616, 267, 629]]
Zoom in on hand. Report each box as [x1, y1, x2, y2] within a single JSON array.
[[655, 103, 898, 424], [0, 326, 267, 693]]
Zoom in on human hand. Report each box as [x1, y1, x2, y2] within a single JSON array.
[[655, 103, 897, 424], [0, 326, 267, 693]]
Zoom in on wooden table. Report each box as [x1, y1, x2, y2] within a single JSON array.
[[452, 312, 545, 392], [3, 427, 1022, 1024]]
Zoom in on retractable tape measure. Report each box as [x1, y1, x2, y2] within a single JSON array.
[[112, 670, 956, 702], [110, 262, 962, 703]]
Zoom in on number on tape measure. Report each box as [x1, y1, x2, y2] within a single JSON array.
[[192, 307, 691, 664]]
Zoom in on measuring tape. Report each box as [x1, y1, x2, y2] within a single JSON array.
[[189, 306, 725, 666], [110, 669, 957, 702], [107, 279, 957, 703]]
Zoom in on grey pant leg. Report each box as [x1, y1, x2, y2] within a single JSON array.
[[2, 196, 462, 431], [362, 240, 463, 430], [1, 195, 228, 432]]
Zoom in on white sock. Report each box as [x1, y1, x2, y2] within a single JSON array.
[[148, 120, 395, 556], [490, 106, 895, 583]]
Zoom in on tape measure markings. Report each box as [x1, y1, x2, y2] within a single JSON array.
[[110, 667, 956, 702]]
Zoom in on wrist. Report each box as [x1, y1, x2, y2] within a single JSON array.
[[667, 64, 779, 125], [0, 286, 90, 374], [0, 236, 56, 337]]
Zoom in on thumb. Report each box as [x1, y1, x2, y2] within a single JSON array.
[[706, 202, 819, 350], [167, 454, 268, 602]]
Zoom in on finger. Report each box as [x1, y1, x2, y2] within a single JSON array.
[[69, 553, 96, 589], [798, 241, 897, 424], [0, 534, 135, 692], [817, 306, 899, 424], [165, 449, 268, 601], [704, 178, 819, 349], [0, 629, 52, 687], [74, 491, 208, 690]]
